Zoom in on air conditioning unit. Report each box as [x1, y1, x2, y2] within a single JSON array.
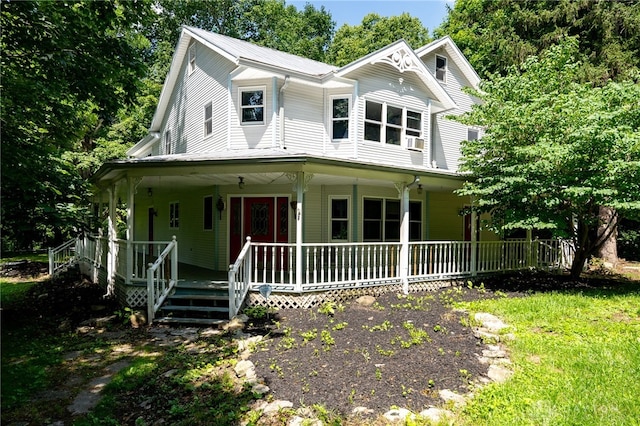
[[406, 137, 425, 152]]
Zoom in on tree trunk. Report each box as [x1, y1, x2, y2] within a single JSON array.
[[596, 206, 618, 266]]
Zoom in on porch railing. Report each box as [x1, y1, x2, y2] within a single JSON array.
[[48, 238, 78, 275], [147, 237, 178, 324], [228, 237, 253, 318], [115, 239, 174, 282]]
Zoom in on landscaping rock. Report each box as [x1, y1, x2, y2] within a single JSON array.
[[487, 364, 513, 383], [234, 360, 255, 378], [355, 295, 376, 307], [352, 406, 375, 415], [418, 407, 454, 423], [251, 383, 270, 395], [262, 400, 293, 414], [475, 312, 510, 332], [289, 416, 321, 426], [438, 389, 466, 407], [383, 407, 412, 422]]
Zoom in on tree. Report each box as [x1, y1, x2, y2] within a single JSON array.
[[454, 39, 640, 278], [436, 0, 640, 81], [327, 13, 431, 66], [1, 0, 152, 251]]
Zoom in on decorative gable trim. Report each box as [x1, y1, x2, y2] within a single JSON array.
[[371, 47, 426, 77]]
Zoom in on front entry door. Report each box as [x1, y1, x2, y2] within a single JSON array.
[[229, 196, 289, 264]]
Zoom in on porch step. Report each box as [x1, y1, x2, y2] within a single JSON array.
[[156, 282, 230, 325], [161, 305, 229, 313], [154, 317, 227, 326], [167, 294, 228, 301]]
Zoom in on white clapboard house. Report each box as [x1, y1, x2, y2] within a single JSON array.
[[49, 27, 567, 324]]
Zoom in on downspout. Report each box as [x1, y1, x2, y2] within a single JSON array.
[[401, 176, 421, 294], [279, 75, 291, 149]]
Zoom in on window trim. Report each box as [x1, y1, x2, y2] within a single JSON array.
[[203, 195, 213, 231], [188, 43, 196, 75], [204, 101, 213, 137], [169, 201, 180, 229], [467, 128, 479, 141], [435, 54, 447, 83], [239, 86, 266, 126], [330, 95, 350, 142], [364, 100, 423, 147], [164, 129, 172, 155], [362, 197, 422, 242], [329, 195, 350, 242]]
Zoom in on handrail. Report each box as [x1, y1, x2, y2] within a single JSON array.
[[147, 236, 178, 324], [48, 238, 78, 275], [228, 236, 252, 319]]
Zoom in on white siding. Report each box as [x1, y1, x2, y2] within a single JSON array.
[[229, 79, 276, 150], [422, 51, 477, 171], [281, 82, 325, 153]]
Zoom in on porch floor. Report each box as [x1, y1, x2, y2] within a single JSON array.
[[178, 263, 228, 285]]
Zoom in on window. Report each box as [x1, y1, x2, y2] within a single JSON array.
[[363, 198, 422, 241], [435, 55, 447, 83], [188, 43, 196, 74], [203, 196, 213, 230], [164, 129, 172, 154], [204, 102, 213, 136], [331, 97, 349, 140], [364, 101, 422, 146], [467, 128, 479, 141], [169, 202, 179, 229], [330, 197, 349, 241], [240, 87, 264, 124]]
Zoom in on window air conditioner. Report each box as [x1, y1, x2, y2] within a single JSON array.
[[406, 137, 425, 151]]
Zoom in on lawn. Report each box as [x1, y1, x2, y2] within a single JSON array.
[[1, 259, 639, 425]]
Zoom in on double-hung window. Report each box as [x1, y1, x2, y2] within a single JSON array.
[[169, 202, 179, 229], [435, 55, 447, 83], [164, 129, 172, 154], [363, 198, 422, 241], [240, 87, 264, 124], [331, 97, 350, 140], [330, 197, 349, 241], [204, 102, 213, 136], [364, 101, 422, 146], [467, 128, 479, 141], [188, 43, 196, 74]]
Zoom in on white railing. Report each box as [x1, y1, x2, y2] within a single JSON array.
[[115, 239, 173, 282], [409, 241, 473, 278], [229, 237, 253, 318], [147, 237, 178, 324], [48, 238, 78, 275]]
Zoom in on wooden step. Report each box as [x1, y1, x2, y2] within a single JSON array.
[[167, 294, 228, 301], [160, 305, 229, 313], [176, 281, 229, 290], [154, 317, 227, 326]]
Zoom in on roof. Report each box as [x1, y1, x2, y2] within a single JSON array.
[[185, 26, 336, 77], [415, 36, 481, 89]]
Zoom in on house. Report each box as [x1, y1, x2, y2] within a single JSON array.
[[77, 26, 564, 323]]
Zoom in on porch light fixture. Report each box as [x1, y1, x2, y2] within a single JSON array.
[[147, 188, 152, 197], [216, 196, 225, 219], [290, 200, 297, 211], [417, 184, 423, 195], [238, 176, 245, 189]]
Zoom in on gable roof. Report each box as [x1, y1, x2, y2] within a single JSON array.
[[335, 39, 457, 113], [415, 36, 481, 89]]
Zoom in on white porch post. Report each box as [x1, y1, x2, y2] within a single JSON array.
[[400, 186, 410, 294], [295, 171, 304, 292], [526, 228, 533, 268], [107, 185, 117, 295], [126, 177, 134, 284], [471, 211, 478, 277]]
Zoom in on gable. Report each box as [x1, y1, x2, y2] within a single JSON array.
[[415, 36, 480, 89]]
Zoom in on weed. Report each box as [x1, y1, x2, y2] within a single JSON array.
[[375, 345, 395, 357], [318, 301, 344, 316], [300, 328, 318, 343], [365, 320, 394, 332], [433, 324, 447, 333], [375, 368, 382, 381], [243, 305, 271, 319], [331, 322, 348, 331], [320, 330, 335, 350], [360, 348, 371, 363], [348, 388, 356, 404], [438, 347, 445, 356]]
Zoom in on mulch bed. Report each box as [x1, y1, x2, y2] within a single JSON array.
[[249, 285, 511, 417]]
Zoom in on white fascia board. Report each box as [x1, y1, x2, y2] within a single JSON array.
[[416, 36, 481, 89], [126, 132, 160, 157], [235, 57, 329, 85]]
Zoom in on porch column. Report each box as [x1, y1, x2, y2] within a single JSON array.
[[107, 185, 117, 296], [400, 186, 410, 294], [295, 171, 304, 292], [126, 177, 134, 284], [471, 211, 478, 277], [526, 228, 533, 268]]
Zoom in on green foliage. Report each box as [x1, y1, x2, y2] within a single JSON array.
[[327, 13, 431, 66], [454, 38, 640, 276], [437, 0, 640, 81], [619, 218, 640, 261]]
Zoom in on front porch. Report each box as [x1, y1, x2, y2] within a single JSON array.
[[51, 235, 573, 324]]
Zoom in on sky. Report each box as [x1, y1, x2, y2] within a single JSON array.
[[289, 0, 452, 34]]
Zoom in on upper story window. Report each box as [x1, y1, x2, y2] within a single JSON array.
[[204, 102, 213, 137], [364, 101, 422, 146], [467, 128, 479, 141], [188, 43, 196, 74], [169, 202, 179, 229], [330, 196, 349, 241], [240, 87, 265, 125], [435, 55, 447, 83], [164, 129, 172, 154], [331, 97, 350, 141]]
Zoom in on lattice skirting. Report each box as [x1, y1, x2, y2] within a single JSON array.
[[246, 280, 464, 310], [115, 282, 148, 308]]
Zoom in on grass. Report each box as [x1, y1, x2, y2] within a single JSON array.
[[454, 281, 640, 426]]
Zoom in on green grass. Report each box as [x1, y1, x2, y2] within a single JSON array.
[[1, 278, 39, 306], [454, 282, 640, 426], [1, 252, 49, 264]]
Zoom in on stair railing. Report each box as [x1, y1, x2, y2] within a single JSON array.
[[228, 236, 252, 319], [48, 238, 79, 275], [147, 236, 178, 324]]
